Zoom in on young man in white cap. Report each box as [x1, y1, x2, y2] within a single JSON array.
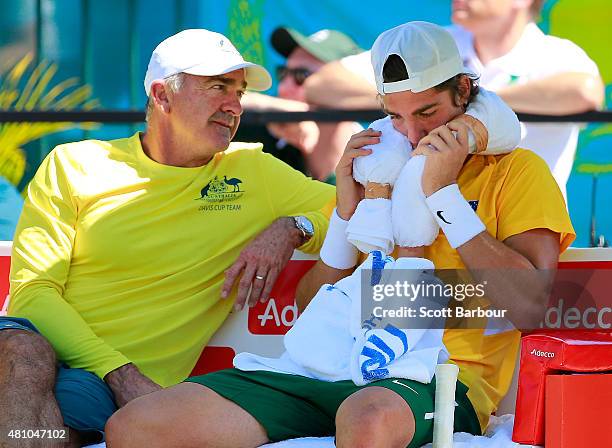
[[241, 27, 363, 183], [104, 23, 574, 448], [0, 29, 334, 446], [304, 0, 604, 200]]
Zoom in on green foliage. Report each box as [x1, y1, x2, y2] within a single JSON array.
[[227, 0, 266, 65], [0, 54, 99, 187]]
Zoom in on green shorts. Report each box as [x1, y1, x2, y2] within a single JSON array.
[[186, 368, 481, 447]]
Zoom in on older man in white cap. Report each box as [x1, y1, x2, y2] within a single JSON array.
[[1, 29, 333, 446], [105, 22, 574, 448]]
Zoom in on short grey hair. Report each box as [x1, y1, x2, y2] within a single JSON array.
[[145, 72, 185, 122]]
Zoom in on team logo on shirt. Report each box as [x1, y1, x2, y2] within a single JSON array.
[[195, 175, 245, 205], [468, 200, 479, 212]]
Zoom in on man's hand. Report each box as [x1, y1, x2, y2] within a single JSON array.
[[412, 121, 470, 197], [267, 121, 320, 154], [104, 363, 162, 408], [221, 218, 303, 310], [335, 128, 377, 220]]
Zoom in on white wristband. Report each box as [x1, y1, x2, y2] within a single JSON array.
[[425, 184, 485, 249], [320, 208, 359, 269]]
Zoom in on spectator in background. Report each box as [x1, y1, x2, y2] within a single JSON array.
[[240, 27, 363, 184], [303, 0, 604, 199]]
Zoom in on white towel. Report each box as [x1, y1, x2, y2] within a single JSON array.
[[282, 283, 354, 381], [390, 89, 519, 249], [391, 155, 440, 248], [347, 117, 411, 254], [465, 88, 521, 155], [235, 252, 449, 387], [347, 89, 518, 255], [346, 198, 395, 254]]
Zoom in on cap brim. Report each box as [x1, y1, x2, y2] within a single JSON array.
[[272, 27, 338, 62], [183, 61, 272, 92], [271, 27, 302, 58]]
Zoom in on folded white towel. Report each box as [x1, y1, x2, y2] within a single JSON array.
[[346, 198, 395, 254], [352, 117, 411, 186], [391, 155, 440, 248], [347, 117, 411, 254], [282, 283, 354, 381]]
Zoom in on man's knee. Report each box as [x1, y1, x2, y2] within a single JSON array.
[[0, 329, 57, 383], [106, 383, 267, 448], [337, 401, 395, 438], [105, 388, 210, 448], [105, 407, 138, 448], [335, 389, 415, 448]]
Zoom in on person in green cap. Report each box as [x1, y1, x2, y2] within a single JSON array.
[[239, 27, 363, 184]]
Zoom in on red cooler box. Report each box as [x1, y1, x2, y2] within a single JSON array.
[[545, 373, 612, 447], [513, 331, 612, 445]]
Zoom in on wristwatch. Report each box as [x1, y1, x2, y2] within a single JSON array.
[[292, 216, 314, 243]]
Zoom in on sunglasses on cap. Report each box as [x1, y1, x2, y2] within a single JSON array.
[[275, 66, 313, 86]]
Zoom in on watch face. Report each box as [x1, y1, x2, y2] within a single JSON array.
[[297, 216, 314, 236]]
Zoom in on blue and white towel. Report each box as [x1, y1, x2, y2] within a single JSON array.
[[234, 252, 449, 385]]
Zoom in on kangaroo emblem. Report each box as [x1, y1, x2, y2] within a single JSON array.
[[196, 182, 211, 199]]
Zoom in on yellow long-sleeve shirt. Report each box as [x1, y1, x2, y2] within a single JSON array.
[[9, 133, 334, 387]]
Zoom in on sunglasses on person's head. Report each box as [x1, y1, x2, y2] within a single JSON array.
[[276, 66, 313, 85]]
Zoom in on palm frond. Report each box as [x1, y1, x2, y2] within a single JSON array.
[[0, 54, 99, 187]]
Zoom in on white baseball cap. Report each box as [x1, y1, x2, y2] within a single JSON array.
[[144, 29, 272, 95], [371, 21, 475, 95]]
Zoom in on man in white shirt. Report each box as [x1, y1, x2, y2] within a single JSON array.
[[304, 0, 604, 199]]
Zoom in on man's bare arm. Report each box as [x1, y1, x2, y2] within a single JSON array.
[[416, 123, 562, 328], [303, 60, 379, 109], [104, 363, 162, 407], [295, 261, 354, 311], [241, 91, 310, 112], [457, 229, 560, 327], [496, 72, 604, 114]]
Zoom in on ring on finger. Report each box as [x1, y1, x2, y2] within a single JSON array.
[[255, 274, 266, 281]]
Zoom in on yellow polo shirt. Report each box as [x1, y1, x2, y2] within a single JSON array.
[[386, 149, 574, 431], [10, 133, 335, 387]]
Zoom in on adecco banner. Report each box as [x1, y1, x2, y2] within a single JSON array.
[[1, 244, 611, 374]]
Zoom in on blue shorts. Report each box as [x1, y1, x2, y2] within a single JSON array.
[[0, 317, 117, 443]]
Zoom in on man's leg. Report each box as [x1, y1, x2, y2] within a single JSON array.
[[0, 329, 79, 448], [335, 386, 416, 448], [105, 382, 269, 448]]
